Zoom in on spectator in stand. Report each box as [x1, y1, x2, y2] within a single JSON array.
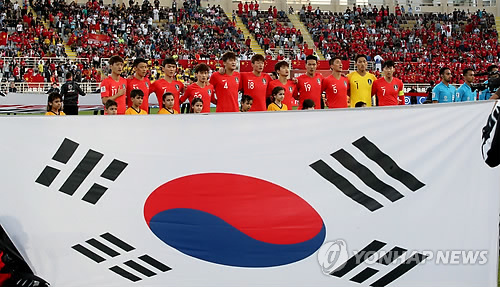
[[432, 67, 456, 103], [238, 1, 243, 15], [46, 82, 60, 95], [322, 56, 349, 109], [100, 55, 127, 114], [239, 54, 271, 111], [210, 51, 240, 113], [8, 82, 17, 93], [347, 54, 377, 107], [293, 55, 323, 109], [456, 68, 477, 102], [371, 60, 405, 106], [374, 54, 383, 72]]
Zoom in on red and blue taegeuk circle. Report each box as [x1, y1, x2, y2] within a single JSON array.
[[144, 173, 326, 267]]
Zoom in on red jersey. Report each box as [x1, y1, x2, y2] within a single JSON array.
[[372, 77, 404, 106], [180, 82, 214, 113], [322, 74, 349, 108], [293, 73, 324, 109], [150, 78, 183, 112], [100, 76, 127, 114], [126, 77, 151, 113], [240, 72, 272, 111], [210, 71, 241, 113], [266, 79, 296, 110]]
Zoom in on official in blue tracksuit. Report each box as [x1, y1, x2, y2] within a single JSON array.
[[432, 67, 457, 103], [456, 68, 477, 102]]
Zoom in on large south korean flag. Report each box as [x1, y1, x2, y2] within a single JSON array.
[[0, 101, 498, 287]]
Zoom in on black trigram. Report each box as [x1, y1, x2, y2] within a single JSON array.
[[310, 136, 425, 211], [331, 240, 427, 287], [72, 232, 171, 282], [35, 138, 128, 204]]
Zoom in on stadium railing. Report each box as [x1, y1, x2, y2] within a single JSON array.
[[2, 82, 100, 94], [99, 58, 375, 71], [1, 57, 90, 69], [1, 81, 434, 94]]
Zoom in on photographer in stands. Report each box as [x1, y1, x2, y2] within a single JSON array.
[[478, 65, 499, 100]]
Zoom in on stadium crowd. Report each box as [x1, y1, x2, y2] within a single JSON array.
[[302, 5, 498, 83], [35, 0, 249, 62], [0, 0, 497, 90], [238, 3, 304, 60]]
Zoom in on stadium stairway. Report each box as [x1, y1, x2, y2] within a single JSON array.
[[226, 11, 265, 55], [496, 17, 500, 42], [29, 6, 77, 58], [64, 45, 77, 58], [288, 13, 325, 60]]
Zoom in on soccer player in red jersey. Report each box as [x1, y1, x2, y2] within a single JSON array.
[[371, 60, 404, 106], [210, 52, 240, 113], [293, 55, 324, 109], [240, 54, 272, 111], [322, 56, 349, 108], [180, 63, 215, 113], [150, 57, 184, 113], [126, 58, 151, 113], [266, 61, 296, 110], [100, 55, 127, 114]]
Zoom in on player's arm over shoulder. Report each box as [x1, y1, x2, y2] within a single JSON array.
[[209, 72, 219, 85]]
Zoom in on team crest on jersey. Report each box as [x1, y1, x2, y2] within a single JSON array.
[[289, 86, 293, 92], [235, 77, 239, 83], [122, 84, 126, 89], [344, 81, 347, 87], [208, 89, 212, 95], [368, 79, 373, 85], [394, 85, 398, 91], [146, 82, 149, 89], [175, 84, 180, 91], [316, 78, 321, 85], [262, 78, 267, 84], [100, 86, 106, 92]]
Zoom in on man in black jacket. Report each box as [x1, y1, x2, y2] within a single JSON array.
[[60, 72, 85, 115], [0, 225, 49, 287], [483, 98, 500, 167]]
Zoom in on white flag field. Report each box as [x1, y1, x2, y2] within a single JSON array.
[[0, 101, 499, 287]]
